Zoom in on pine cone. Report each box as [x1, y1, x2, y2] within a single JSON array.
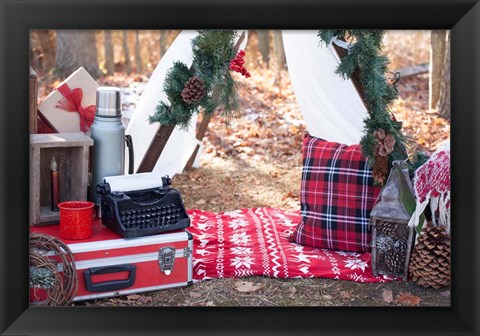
[[181, 76, 206, 104], [372, 154, 389, 185], [375, 235, 394, 253], [393, 238, 408, 255], [385, 249, 406, 274], [376, 221, 406, 240], [409, 222, 450, 289]]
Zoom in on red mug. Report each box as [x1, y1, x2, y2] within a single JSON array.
[[58, 201, 96, 240]]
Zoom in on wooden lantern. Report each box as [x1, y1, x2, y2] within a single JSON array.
[[370, 161, 416, 280]]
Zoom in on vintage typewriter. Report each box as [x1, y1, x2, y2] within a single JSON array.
[[96, 173, 190, 238]]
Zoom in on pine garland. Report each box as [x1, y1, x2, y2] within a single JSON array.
[[318, 30, 408, 183], [149, 30, 240, 129]]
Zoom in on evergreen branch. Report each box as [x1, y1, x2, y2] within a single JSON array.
[[319, 29, 409, 183], [150, 30, 242, 128]]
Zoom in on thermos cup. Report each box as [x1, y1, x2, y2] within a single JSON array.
[[89, 87, 133, 215]]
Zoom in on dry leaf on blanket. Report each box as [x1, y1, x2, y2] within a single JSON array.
[[396, 292, 421, 305], [382, 289, 394, 303], [234, 281, 261, 293]]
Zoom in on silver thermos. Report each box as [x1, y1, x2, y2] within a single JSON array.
[[90, 87, 133, 214]]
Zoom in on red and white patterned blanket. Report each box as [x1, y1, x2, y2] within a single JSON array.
[[187, 208, 392, 283]]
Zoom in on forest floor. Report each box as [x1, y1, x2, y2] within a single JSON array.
[[70, 31, 450, 307]]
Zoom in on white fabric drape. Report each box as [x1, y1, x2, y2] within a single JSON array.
[[126, 30, 247, 178], [126, 30, 363, 178], [282, 30, 368, 145], [125, 30, 200, 178]]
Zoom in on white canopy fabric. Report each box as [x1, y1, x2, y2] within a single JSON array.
[[282, 30, 368, 145], [126, 30, 365, 179], [125, 30, 200, 178], [125, 30, 247, 178]]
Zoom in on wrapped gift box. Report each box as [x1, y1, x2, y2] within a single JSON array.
[[38, 67, 99, 133]]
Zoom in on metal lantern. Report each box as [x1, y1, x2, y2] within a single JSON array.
[[370, 161, 416, 280]]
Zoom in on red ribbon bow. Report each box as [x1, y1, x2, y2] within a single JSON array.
[[55, 84, 96, 132]]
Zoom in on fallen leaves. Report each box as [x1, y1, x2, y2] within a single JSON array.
[[396, 292, 422, 306], [382, 289, 394, 303], [381, 290, 422, 306], [126, 294, 141, 301], [234, 280, 262, 293], [72, 32, 449, 308], [189, 291, 202, 298], [269, 171, 280, 178]]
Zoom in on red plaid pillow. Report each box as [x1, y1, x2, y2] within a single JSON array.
[[289, 133, 381, 252]]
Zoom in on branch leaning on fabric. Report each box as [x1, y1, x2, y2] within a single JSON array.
[[318, 30, 409, 185], [149, 30, 244, 129]]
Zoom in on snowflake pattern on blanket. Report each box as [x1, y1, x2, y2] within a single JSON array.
[[187, 208, 392, 283]]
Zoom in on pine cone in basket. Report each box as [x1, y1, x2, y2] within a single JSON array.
[[409, 222, 450, 289], [181, 76, 206, 104]]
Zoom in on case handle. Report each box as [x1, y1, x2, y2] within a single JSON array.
[[84, 264, 136, 292]]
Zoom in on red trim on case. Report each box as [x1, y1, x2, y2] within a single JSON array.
[[72, 241, 186, 262]]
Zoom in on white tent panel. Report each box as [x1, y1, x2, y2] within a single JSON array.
[[282, 30, 368, 145], [125, 30, 200, 177], [126, 30, 248, 178]]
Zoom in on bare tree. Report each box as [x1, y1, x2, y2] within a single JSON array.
[[104, 30, 114, 75], [159, 31, 168, 58], [437, 32, 450, 120], [30, 30, 56, 75], [429, 30, 447, 109], [123, 31, 132, 75], [135, 31, 142, 73], [256, 30, 270, 67], [272, 30, 286, 86], [56, 30, 101, 78]]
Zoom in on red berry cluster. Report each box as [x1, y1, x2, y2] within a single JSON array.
[[229, 50, 251, 78]]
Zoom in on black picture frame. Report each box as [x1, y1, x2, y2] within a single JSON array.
[[1, 0, 478, 335]]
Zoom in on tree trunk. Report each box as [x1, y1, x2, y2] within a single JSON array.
[[55, 30, 101, 78], [123, 31, 132, 75], [135, 31, 142, 73], [244, 30, 257, 65], [429, 30, 447, 109], [256, 30, 270, 67], [273, 30, 286, 69], [437, 32, 450, 120], [30, 30, 56, 75], [159, 30, 168, 58], [104, 30, 114, 75], [272, 30, 286, 86]]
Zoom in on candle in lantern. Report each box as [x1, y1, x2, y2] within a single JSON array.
[[50, 157, 60, 211]]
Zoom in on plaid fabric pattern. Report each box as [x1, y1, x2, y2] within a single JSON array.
[[289, 133, 381, 252]]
